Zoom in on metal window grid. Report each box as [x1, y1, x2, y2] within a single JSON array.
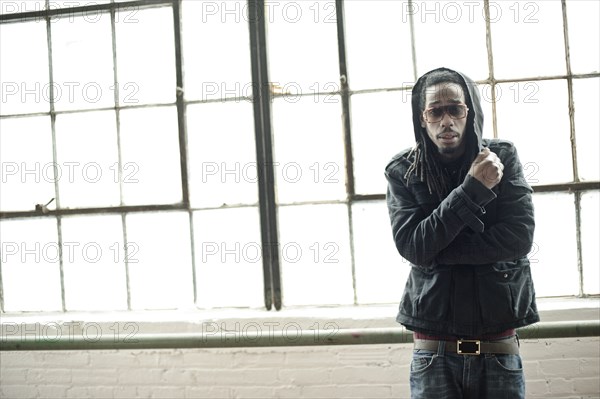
[[0, 0, 599, 314]]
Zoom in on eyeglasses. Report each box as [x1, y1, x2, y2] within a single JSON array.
[[422, 104, 469, 123]]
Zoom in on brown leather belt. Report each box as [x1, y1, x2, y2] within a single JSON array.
[[413, 335, 520, 355]]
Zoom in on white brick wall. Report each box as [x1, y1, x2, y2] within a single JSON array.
[[1, 337, 598, 399]]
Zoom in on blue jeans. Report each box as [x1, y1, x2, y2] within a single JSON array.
[[410, 339, 525, 399]]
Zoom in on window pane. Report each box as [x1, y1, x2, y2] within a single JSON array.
[[50, 12, 114, 111], [530, 192, 579, 297], [352, 201, 407, 304], [491, 1, 565, 79], [182, 0, 252, 102], [267, 0, 339, 94], [1, 217, 62, 311], [351, 91, 414, 195], [413, 2, 488, 81], [0, 116, 55, 212], [495, 80, 572, 184], [278, 204, 354, 306], [566, 0, 600, 74], [187, 101, 258, 208], [126, 211, 193, 309], [193, 207, 263, 308], [573, 78, 600, 182], [272, 96, 346, 203], [0, 21, 49, 115], [61, 214, 127, 311], [119, 106, 182, 205], [115, 6, 175, 105], [344, 0, 413, 90], [581, 190, 600, 295], [54, 110, 120, 208]]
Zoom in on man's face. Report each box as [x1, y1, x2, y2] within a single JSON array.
[[421, 82, 469, 161]]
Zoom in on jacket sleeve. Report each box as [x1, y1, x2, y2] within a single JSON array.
[[385, 160, 497, 267], [434, 145, 535, 264]]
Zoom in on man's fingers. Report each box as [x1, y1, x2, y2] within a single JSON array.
[[474, 148, 491, 162]]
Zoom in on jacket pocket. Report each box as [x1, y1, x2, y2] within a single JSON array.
[[401, 266, 452, 322], [477, 258, 534, 329]]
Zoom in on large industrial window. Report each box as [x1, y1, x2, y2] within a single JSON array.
[[0, 0, 598, 314]]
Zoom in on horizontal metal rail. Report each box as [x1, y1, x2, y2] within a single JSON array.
[[1, 320, 598, 351]]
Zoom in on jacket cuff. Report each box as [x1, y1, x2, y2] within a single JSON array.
[[452, 195, 485, 233], [450, 176, 496, 233], [461, 174, 497, 210]]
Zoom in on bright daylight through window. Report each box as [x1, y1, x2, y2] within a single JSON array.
[[0, 0, 598, 314]]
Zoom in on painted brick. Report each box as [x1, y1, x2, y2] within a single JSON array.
[[66, 386, 114, 399], [27, 368, 72, 385], [112, 386, 138, 398], [283, 349, 339, 366], [270, 386, 304, 398], [184, 387, 231, 398], [573, 377, 600, 395], [302, 384, 393, 398], [526, 379, 550, 396], [42, 351, 90, 367], [0, 337, 598, 399], [161, 368, 197, 385], [0, 385, 38, 399], [540, 359, 581, 376], [330, 365, 403, 384], [180, 349, 236, 368], [230, 386, 275, 398], [209, 368, 278, 386], [137, 386, 186, 399], [579, 357, 600, 378], [0, 368, 28, 384], [71, 368, 118, 385], [88, 351, 140, 368], [548, 377, 576, 395], [35, 385, 69, 399], [391, 383, 411, 399], [277, 367, 330, 385], [0, 352, 36, 367], [116, 368, 165, 385], [233, 349, 286, 368], [65, 386, 93, 399]]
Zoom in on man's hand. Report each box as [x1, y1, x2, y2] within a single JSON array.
[[469, 147, 504, 189]]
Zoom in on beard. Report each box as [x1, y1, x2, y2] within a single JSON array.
[[438, 145, 461, 155]]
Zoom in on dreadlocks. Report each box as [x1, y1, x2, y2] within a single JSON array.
[[404, 140, 453, 200], [404, 69, 477, 200]]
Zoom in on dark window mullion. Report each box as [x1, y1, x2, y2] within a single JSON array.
[[248, 0, 281, 311], [172, 0, 190, 208], [45, 0, 66, 312], [561, 0, 585, 297], [110, 3, 132, 311], [335, 0, 358, 305], [483, 0, 499, 139], [172, 0, 198, 306], [561, 0, 579, 184]]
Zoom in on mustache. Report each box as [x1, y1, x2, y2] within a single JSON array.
[[436, 130, 459, 137]]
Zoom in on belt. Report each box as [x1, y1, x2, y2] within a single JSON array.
[[413, 335, 520, 355]]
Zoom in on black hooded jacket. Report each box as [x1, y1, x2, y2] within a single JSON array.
[[385, 67, 539, 337]]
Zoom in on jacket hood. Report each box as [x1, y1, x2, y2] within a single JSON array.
[[411, 67, 484, 153]]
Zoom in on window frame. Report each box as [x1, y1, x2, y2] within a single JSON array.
[[1, 0, 599, 314]]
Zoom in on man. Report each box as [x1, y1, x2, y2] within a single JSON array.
[[385, 67, 539, 398]]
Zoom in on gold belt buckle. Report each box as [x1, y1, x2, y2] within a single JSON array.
[[457, 339, 481, 355]]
